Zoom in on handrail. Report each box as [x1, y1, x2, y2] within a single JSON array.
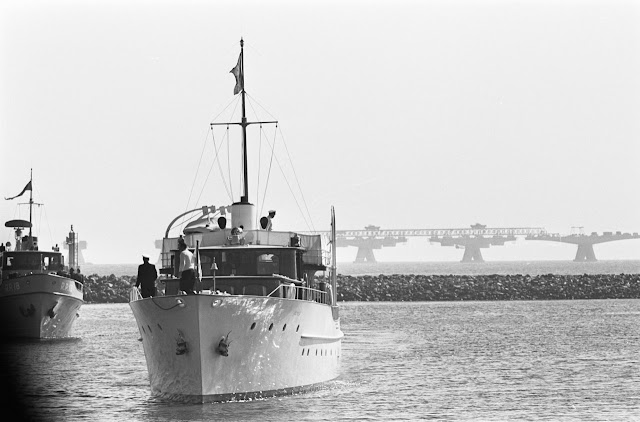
[[129, 286, 142, 302], [267, 284, 284, 297], [267, 283, 329, 304]]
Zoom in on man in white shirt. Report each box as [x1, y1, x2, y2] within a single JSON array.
[[178, 239, 196, 295]]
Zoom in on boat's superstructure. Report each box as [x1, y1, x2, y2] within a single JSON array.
[[1, 173, 84, 339], [129, 39, 342, 402]]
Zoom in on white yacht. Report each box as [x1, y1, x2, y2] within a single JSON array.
[[129, 39, 342, 402]]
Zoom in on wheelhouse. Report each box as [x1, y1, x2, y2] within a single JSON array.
[[2, 251, 65, 272]]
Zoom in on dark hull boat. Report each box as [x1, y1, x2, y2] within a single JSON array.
[[1, 172, 84, 339]]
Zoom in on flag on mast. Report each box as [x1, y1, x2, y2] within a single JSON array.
[[5, 181, 32, 200], [230, 53, 243, 95]]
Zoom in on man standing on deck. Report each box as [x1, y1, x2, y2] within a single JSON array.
[[136, 254, 158, 298], [178, 239, 196, 295]]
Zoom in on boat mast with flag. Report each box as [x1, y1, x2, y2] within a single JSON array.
[[0, 169, 84, 339], [129, 39, 342, 402]]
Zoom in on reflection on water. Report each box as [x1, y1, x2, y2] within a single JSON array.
[[3, 299, 640, 421]]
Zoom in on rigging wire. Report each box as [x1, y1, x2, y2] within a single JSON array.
[[271, 131, 314, 232], [215, 129, 233, 202], [175, 97, 240, 235], [244, 92, 268, 215], [246, 93, 316, 232], [210, 96, 242, 129], [254, 122, 314, 232], [30, 185, 49, 244], [194, 127, 234, 207], [274, 125, 317, 233], [259, 123, 278, 217], [226, 125, 234, 201], [255, 123, 264, 228], [183, 128, 212, 213], [41, 205, 54, 247]]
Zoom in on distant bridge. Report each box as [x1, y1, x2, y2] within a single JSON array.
[[526, 229, 640, 262], [332, 225, 640, 263], [336, 224, 545, 263]]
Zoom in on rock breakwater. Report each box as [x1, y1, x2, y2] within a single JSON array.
[[326, 273, 640, 301], [83, 274, 133, 303], [81, 273, 640, 303]]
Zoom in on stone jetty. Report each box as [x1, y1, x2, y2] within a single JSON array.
[[82, 274, 134, 303], [323, 273, 640, 301], [81, 273, 640, 303]]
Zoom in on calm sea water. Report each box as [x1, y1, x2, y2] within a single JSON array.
[[3, 298, 640, 421], [84, 260, 640, 277]]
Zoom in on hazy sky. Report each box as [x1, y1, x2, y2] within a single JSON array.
[[1, 0, 639, 264]]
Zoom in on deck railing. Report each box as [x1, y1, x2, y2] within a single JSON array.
[[129, 286, 142, 302], [268, 284, 329, 305], [134, 278, 330, 305]]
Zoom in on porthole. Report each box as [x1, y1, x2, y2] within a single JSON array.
[[296, 325, 300, 332], [268, 323, 273, 331], [316, 349, 318, 356], [157, 323, 163, 331], [141, 326, 146, 334], [301, 349, 305, 356], [147, 325, 152, 333], [306, 349, 309, 356], [250, 322, 256, 330], [282, 324, 287, 331]]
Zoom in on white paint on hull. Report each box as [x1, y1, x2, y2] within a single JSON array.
[[130, 294, 342, 402]]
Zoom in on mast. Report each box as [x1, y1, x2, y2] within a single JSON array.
[[239, 38, 249, 204], [28, 168, 33, 239], [211, 38, 277, 205]]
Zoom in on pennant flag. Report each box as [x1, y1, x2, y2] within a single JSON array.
[[5, 181, 32, 200], [230, 53, 243, 95]]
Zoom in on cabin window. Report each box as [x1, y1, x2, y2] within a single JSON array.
[[199, 254, 212, 271], [198, 249, 297, 278], [279, 251, 297, 279], [2, 254, 42, 270], [257, 254, 279, 275], [42, 254, 63, 271]]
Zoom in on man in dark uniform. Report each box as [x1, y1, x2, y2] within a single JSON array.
[[136, 254, 158, 298]]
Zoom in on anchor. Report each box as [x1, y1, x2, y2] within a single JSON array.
[[19, 304, 35, 317], [175, 330, 188, 355], [216, 331, 232, 356]]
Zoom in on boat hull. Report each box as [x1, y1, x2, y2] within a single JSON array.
[[129, 294, 342, 402], [0, 274, 84, 339]]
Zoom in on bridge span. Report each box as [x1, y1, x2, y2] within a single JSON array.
[[526, 230, 640, 262], [336, 224, 545, 263], [332, 225, 640, 263]]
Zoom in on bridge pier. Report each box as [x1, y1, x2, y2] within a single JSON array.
[[354, 246, 377, 263], [461, 245, 484, 263], [574, 244, 597, 262]]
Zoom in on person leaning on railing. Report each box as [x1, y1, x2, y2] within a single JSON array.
[[178, 238, 196, 295]]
